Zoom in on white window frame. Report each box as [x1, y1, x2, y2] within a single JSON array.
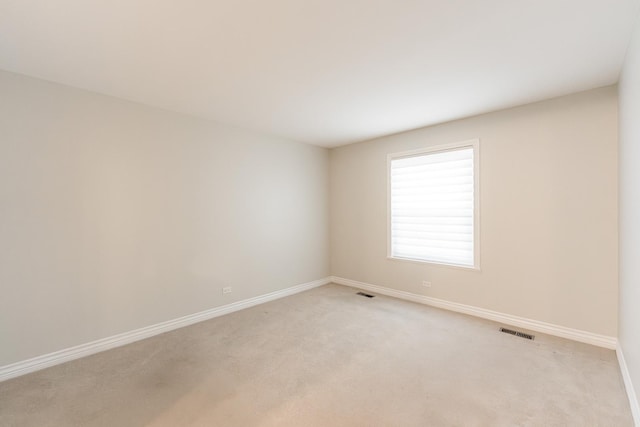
[[387, 139, 480, 270]]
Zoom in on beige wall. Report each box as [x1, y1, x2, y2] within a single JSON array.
[[619, 13, 640, 413], [330, 87, 618, 336], [0, 70, 330, 366]]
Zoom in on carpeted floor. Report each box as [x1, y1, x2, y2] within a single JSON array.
[[0, 284, 633, 426]]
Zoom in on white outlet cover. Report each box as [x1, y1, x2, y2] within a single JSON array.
[[422, 281, 432, 287]]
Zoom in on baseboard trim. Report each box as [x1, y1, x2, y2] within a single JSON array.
[[330, 276, 617, 349], [0, 277, 331, 382], [617, 343, 640, 426]]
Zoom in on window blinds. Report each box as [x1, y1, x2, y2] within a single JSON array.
[[390, 147, 475, 267]]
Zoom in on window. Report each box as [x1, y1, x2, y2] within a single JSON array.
[[388, 140, 479, 269]]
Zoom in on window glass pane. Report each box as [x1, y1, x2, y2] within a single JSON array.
[[390, 147, 474, 267]]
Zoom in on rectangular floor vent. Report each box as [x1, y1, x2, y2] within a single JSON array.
[[500, 327, 535, 340], [356, 292, 375, 298]]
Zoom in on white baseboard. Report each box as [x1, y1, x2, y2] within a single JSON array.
[[617, 343, 640, 426], [0, 277, 331, 382], [330, 276, 617, 349]]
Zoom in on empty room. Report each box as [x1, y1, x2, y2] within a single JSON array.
[[1, 0, 640, 425]]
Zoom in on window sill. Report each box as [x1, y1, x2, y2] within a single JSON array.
[[387, 256, 481, 272]]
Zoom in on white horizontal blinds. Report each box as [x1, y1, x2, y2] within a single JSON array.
[[390, 147, 474, 266]]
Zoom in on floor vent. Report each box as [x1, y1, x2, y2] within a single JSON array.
[[356, 292, 375, 298], [500, 327, 535, 340]]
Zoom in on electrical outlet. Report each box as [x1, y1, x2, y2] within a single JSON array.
[[422, 281, 432, 288], [222, 287, 232, 294]]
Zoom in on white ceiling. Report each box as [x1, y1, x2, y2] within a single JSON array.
[[1, 1, 639, 147]]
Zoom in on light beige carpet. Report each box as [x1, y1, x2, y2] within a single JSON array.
[[0, 284, 633, 426]]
